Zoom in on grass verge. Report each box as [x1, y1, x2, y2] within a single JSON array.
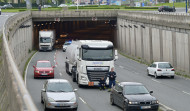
[[22, 50, 37, 80], [155, 2, 185, 7]]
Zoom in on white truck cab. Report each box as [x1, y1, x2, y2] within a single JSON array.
[[65, 40, 118, 87]]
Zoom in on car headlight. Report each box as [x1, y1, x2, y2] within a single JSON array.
[[49, 70, 53, 73], [48, 97, 55, 102], [151, 100, 159, 104], [35, 70, 39, 73], [81, 76, 87, 81], [70, 97, 76, 102], [129, 101, 139, 104]]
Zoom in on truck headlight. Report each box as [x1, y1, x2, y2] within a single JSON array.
[[48, 97, 55, 102], [81, 76, 87, 81], [70, 97, 76, 102], [151, 100, 159, 104], [129, 101, 139, 104]]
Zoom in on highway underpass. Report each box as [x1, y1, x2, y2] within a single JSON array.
[[33, 20, 117, 49]]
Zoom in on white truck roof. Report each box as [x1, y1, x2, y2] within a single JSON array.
[[39, 31, 53, 37], [72, 40, 113, 48]]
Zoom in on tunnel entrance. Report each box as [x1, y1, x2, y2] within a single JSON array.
[[33, 20, 117, 50]]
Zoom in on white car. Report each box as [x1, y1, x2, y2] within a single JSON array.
[[147, 62, 175, 79], [63, 41, 71, 52], [41, 79, 78, 111], [43, 5, 52, 8], [58, 4, 67, 7]]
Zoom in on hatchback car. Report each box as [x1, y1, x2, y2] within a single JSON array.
[[2, 4, 13, 9], [147, 62, 175, 79], [158, 6, 176, 12], [110, 82, 159, 111], [41, 79, 78, 111], [33, 60, 55, 78]]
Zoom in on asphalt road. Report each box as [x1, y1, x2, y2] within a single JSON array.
[[0, 13, 16, 31], [26, 49, 190, 111]]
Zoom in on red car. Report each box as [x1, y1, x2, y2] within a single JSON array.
[[33, 60, 55, 79]]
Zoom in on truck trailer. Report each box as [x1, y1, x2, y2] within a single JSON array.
[[65, 40, 118, 87], [39, 30, 55, 51]]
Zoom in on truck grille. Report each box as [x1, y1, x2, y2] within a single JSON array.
[[87, 66, 109, 82]]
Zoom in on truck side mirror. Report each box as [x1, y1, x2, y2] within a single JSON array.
[[115, 50, 118, 60]]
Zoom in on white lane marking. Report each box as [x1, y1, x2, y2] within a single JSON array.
[[159, 102, 176, 111], [79, 97, 87, 104], [119, 65, 124, 69], [55, 65, 57, 67], [54, 60, 56, 62], [151, 79, 161, 83], [59, 73, 62, 76], [25, 51, 38, 86], [182, 91, 190, 96]]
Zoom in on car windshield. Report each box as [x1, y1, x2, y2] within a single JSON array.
[[124, 85, 149, 95], [47, 82, 73, 92], [37, 62, 51, 68], [82, 48, 113, 61], [158, 63, 173, 68], [40, 37, 51, 43], [64, 42, 71, 45]]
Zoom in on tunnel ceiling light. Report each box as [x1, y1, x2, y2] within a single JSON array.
[[128, 25, 132, 28], [141, 25, 145, 28], [120, 25, 123, 27], [124, 25, 127, 28], [134, 25, 138, 28], [41, 24, 43, 25]]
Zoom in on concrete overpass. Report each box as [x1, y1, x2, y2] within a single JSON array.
[[1, 10, 190, 111]]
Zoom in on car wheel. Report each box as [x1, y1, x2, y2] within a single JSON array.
[[72, 108, 78, 111], [123, 102, 127, 111], [171, 76, 174, 79], [147, 70, 150, 76], [110, 95, 115, 105], [154, 72, 158, 79]]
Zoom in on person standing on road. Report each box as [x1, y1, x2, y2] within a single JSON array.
[[38, 4, 41, 11], [108, 67, 116, 92]]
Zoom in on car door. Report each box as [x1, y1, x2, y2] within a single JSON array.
[[112, 84, 120, 106], [148, 64, 154, 75], [117, 85, 125, 108]]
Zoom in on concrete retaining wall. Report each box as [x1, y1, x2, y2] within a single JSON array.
[[0, 11, 37, 111], [117, 17, 190, 75]]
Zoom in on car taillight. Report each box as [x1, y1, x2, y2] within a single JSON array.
[[171, 69, 175, 71], [157, 69, 162, 71], [35, 70, 39, 73]]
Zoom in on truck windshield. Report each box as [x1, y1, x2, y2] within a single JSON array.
[[40, 37, 51, 43], [82, 48, 113, 61]]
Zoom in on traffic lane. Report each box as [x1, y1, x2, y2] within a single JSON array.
[[56, 50, 121, 111], [115, 54, 190, 111], [26, 50, 92, 111], [26, 50, 60, 111], [116, 54, 190, 93]]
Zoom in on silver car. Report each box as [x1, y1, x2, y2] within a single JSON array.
[[41, 79, 78, 111]]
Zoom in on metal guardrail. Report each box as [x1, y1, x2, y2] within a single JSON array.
[[2, 11, 37, 111]]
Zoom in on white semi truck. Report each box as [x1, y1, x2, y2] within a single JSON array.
[[39, 30, 55, 51], [65, 40, 118, 87]]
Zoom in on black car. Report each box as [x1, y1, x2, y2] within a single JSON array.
[[110, 82, 159, 111], [158, 6, 176, 12]]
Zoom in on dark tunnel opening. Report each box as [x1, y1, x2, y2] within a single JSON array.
[[33, 20, 117, 50]]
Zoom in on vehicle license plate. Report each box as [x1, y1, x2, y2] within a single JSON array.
[[41, 73, 47, 75], [88, 82, 94, 86], [141, 106, 151, 109], [57, 103, 64, 106]]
